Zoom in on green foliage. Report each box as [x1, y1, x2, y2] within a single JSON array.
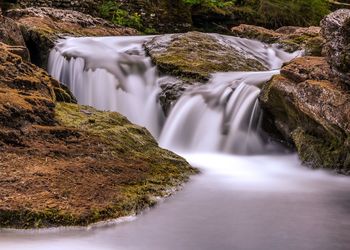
[[99, 1, 143, 30]]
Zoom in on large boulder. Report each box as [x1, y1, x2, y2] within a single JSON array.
[[260, 56, 350, 174], [231, 24, 325, 56], [321, 9, 350, 85], [145, 32, 268, 81], [6, 7, 138, 68], [0, 42, 195, 228]]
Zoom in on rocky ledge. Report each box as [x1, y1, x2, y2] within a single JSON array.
[[5, 7, 138, 68], [0, 43, 196, 229], [231, 24, 324, 56]]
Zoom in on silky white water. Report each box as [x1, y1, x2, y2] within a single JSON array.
[[1, 35, 349, 250]]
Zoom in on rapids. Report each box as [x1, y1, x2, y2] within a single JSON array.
[[1, 34, 349, 250]]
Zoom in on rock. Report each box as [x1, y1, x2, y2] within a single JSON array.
[[230, 24, 281, 44], [6, 7, 138, 68], [321, 9, 350, 85], [0, 42, 195, 228], [145, 32, 268, 81], [260, 56, 350, 174], [0, 13, 30, 60], [158, 76, 197, 115], [231, 24, 324, 56]]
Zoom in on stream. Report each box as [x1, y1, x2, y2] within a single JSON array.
[[0, 35, 349, 250]]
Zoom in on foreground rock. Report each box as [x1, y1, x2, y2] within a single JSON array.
[[260, 56, 350, 174], [231, 24, 324, 56], [145, 32, 268, 81], [321, 9, 350, 85], [6, 7, 138, 68], [0, 43, 195, 229]]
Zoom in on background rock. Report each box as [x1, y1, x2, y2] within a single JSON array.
[[6, 7, 138, 68], [231, 24, 325, 56], [321, 8, 350, 85]]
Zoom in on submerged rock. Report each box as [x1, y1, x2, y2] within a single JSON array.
[[321, 9, 350, 86], [145, 32, 268, 81], [0, 41, 195, 229], [6, 7, 138, 68], [260, 56, 350, 174], [231, 24, 324, 56]]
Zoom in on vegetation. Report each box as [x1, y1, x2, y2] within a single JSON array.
[[183, 0, 330, 28], [99, 1, 143, 31]]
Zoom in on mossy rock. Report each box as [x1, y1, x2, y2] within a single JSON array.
[[145, 31, 268, 81]]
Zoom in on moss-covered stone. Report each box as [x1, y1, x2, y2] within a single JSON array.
[[145, 31, 268, 81]]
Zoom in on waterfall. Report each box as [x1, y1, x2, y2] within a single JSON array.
[[48, 36, 164, 137], [159, 71, 280, 154], [48, 35, 299, 154]]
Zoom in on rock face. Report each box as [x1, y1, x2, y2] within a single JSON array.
[[321, 9, 350, 85], [145, 32, 268, 81], [0, 42, 195, 228], [0, 13, 30, 60], [6, 7, 138, 68], [260, 56, 350, 174], [231, 24, 324, 56]]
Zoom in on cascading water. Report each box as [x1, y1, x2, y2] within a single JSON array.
[[48, 36, 164, 137], [48, 34, 299, 154]]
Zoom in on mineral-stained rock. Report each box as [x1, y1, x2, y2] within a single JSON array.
[[260, 56, 350, 174], [6, 7, 138, 68], [0, 41, 195, 229], [321, 9, 350, 85], [145, 31, 268, 81], [231, 24, 324, 56]]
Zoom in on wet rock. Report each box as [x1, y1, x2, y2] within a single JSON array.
[[0, 43, 195, 229], [321, 9, 350, 85], [260, 56, 350, 174], [158, 76, 197, 115], [145, 31, 268, 81], [231, 24, 324, 56], [6, 7, 138, 68]]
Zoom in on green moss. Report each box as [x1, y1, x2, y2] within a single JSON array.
[[292, 128, 350, 173], [147, 32, 267, 80]]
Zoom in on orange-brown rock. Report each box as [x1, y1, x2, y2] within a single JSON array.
[[260, 56, 350, 174]]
